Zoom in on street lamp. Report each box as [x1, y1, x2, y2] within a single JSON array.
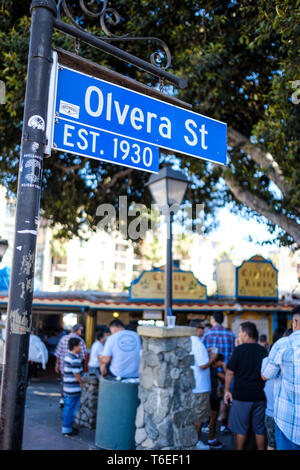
[[0, 239, 8, 263], [146, 164, 189, 325]]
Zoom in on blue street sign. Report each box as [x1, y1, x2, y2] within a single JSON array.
[[52, 66, 227, 170]]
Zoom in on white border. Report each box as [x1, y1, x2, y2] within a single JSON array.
[[45, 51, 58, 156]]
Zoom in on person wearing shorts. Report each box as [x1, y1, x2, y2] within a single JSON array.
[[190, 321, 218, 451], [229, 399, 266, 437], [194, 391, 211, 425], [224, 322, 268, 450]]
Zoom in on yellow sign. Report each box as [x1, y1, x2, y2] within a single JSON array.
[[130, 267, 207, 301], [237, 255, 278, 299]]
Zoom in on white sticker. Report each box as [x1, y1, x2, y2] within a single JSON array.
[[17, 230, 38, 236], [59, 100, 80, 119], [31, 142, 39, 152], [28, 115, 45, 130], [24, 158, 42, 184]]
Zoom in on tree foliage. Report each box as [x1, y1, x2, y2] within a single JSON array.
[[0, 1, 299, 246]]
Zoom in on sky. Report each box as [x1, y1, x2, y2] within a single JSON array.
[[210, 206, 280, 263]]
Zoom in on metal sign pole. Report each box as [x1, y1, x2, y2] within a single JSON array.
[[164, 212, 173, 325], [0, 0, 56, 450]]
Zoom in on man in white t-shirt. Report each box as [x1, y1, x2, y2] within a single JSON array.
[[190, 319, 217, 450], [88, 328, 108, 376], [100, 319, 142, 379]]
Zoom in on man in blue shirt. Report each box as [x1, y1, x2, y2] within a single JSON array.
[[261, 306, 300, 450]]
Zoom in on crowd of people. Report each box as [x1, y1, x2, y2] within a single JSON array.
[[190, 307, 300, 451], [53, 319, 141, 437], [29, 306, 300, 450]]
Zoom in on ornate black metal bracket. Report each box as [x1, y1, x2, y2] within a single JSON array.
[[56, 0, 177, 82]]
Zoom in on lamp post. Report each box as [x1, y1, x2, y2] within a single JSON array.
[[0, 240, 8, 263], [146, 165, 189, 325]]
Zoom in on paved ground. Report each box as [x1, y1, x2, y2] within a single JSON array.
[[23, 379, 96, 450], [22, 378, 235, 451]]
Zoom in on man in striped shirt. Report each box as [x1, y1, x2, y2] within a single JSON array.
[[62, 337, 83, 437]]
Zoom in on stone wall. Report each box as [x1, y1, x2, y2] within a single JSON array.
[[135, 326, 198, 450], [75, 374, 99, 429]]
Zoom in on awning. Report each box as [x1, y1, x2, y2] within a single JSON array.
[[0, 290, 296, 315]]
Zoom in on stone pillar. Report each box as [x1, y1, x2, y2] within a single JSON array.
[[75, 374, 99, 429], [135, 325, 198, 450]]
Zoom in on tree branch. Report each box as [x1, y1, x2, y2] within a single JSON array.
[[97, 168, 133, 200], [227, 127, 291, 199], [53, 162, 82, 173], [224, 174, 300, 247]]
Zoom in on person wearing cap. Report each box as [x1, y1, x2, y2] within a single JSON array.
[[54, 324, 88, 407]]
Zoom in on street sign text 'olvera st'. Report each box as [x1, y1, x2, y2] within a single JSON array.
[[50, 64, 227, 173]]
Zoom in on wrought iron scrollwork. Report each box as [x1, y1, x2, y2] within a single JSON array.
[[80, 0, 108, 19], [58, 0, 172, 71]]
